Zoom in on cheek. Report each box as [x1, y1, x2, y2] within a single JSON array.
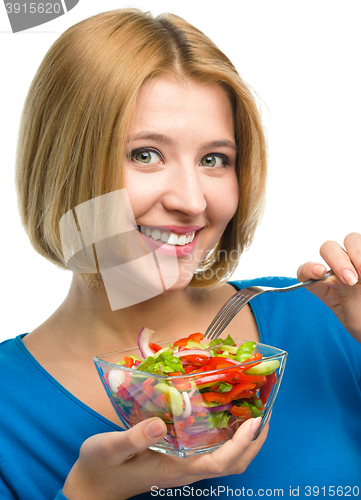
[[208, 174, 239, 226], [124, 171, 158, 219]]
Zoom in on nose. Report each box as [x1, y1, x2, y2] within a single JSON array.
[[162, 162, 207, 218]]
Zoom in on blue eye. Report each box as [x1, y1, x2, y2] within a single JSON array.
[[201, 154, 228, 168]]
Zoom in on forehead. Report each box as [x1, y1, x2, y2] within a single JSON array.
[[128, 77, 235, 141]]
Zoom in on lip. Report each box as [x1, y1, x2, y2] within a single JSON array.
[[138, 227, 202, 258], [137, 224, 203, 236]]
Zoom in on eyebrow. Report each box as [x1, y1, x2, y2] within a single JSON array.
[[200, 140, 238, 152], [127, 133, 176, 147], [127, 132, 238, 152]]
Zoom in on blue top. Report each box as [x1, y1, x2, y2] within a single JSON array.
[[1, 277, 361, 499]]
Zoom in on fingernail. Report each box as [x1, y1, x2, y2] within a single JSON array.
[[250, 417, 262, 436], [311, 265, 326, 278], [146, 419, 166, 437], [341, 269, 358, 286]]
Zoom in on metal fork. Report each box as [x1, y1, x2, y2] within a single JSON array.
[[204, 270, 334, 340]]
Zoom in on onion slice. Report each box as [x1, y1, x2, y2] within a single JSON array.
[[173, 349, 211, 358], [108, 369, 126, 394], [192, 403, 233, 412], [137, 327, 155, 359], [181, 391, 192, 418]]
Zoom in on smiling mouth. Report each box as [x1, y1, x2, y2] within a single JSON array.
[[137, 226, 197, 246]]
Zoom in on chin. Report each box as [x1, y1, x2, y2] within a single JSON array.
[[161, 272, 195, 294]]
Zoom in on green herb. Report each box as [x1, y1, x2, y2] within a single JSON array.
[[234, 341, 256, 362], [216, 382, 233, 393], [137, 352, 184, 375], [206, 411, 231, 429]]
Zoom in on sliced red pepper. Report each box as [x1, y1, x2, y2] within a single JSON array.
[[149, 342, 162, 353], [190, 394, 204, 406], [173, 429, 191, 445], [116, 386, 130, 400], [194, 369, 247, 388], [185, 415, 195, 427], [152, 393, 168, 408], [243, 352, 263, 370], [173, 332, 204, 348], [230, 405, 253, 419], [188, 332, 204, 342], [136, 392, 153, 406], [217, 372, 267, 388], [189, 366, 209, 374], [259, 371, 278, 405], [179, 354, 210, 366], [203, 383, 256, 404], [173, 420, 185, 431], [124, 356, 134, 368], [142, 378, 155, 399], [171, 378, 193, 391], [201, 357, 241, 370]]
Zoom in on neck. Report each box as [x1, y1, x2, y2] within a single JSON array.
[[52, 274, 206, 355]]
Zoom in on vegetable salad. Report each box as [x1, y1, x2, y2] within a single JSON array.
[[104, 330, 280, 451]]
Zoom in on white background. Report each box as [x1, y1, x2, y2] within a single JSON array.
[[1, 1, 360, 341]]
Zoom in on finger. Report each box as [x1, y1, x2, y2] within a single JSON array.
[[320, 240, 359, 286], [192, 417, 263, 476], [343, 232, 361, 281], [81, 418, 167, 467], [297, 261, 328, 282], [227, 420, 269, 475]]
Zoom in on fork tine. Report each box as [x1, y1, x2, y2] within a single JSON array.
[[207, 295, 248, 340], [205, 292, 248, 340], [204, 291, 245, 339], [207, 298, 248, 340]]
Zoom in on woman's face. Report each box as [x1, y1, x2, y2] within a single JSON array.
[[124, 77, 239, 291]]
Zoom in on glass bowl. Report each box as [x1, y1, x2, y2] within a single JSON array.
[[94, 338, 287, 457]]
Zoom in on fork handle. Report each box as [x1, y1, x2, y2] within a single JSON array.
[[275, 269, 334, 292]]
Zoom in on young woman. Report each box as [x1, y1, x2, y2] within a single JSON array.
[[1, 8, 360, 500]]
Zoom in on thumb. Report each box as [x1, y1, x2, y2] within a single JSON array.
[[81, 418, 168, 467]]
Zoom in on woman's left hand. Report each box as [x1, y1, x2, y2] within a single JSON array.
[[297, 232, 361, 344]]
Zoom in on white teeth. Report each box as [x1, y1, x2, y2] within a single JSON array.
[[151, 229, 161, 240], [177, 234, 186, 246], [138, 226, 197, 246], [167, 233, 179, 245]]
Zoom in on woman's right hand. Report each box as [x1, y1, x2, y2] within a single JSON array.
[[62, 416, 268, 500]]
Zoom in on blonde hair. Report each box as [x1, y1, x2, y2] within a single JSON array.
[[15, 8, 267, 287]]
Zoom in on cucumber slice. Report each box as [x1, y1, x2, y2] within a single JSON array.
[[244, 359, 280, 375], [219, 344, 238, 354], [154, 383, 184, 416]]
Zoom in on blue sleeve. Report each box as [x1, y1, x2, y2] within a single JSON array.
[[0, 475, 68, 500], [0, 474, 16, 500], [55, 490, 69, 499]]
